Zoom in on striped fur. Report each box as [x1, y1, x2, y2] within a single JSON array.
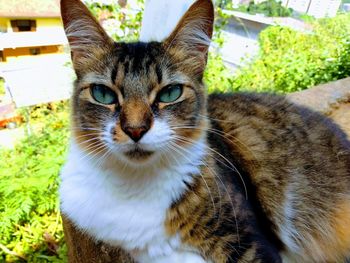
[[60, 0, 350, 262]]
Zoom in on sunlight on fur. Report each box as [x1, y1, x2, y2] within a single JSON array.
[[59, 0, 350, 262]]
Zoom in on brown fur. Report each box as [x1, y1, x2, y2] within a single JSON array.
[[208, 93, 350, 262], [62, 215, 134, 263], [60, 0, 350, 262]]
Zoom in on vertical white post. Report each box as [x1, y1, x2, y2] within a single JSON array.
[[139, 0, 195, 42]]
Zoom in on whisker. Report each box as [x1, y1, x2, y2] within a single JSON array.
[[199, 114, 240, 124], [167, 142, 216, 212], [171, 124, 257, 161], [76, 137, 101, 145], [172, 135, 248, 201], [70, 126, 104, 132], [73, 132, 103, 139], [169, 141, 223, 208], [82, 146, 107, 165], [170, 124, 261, 180], [169, 137, 241, 246], [78, 142, 107, 163], [79, 139, 103, 151], [159, 146, 174, 168], [171, 123, 248, 148], [94, 146, 113, 168]]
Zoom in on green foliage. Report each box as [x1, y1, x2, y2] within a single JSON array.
[[297, 13, 316, 23], [204, 7, 236, 93], [0, 78, 5, 96], [231, 13, 350, 93], [247, 0, 293, 17], [205, 52, 235, 93], [229, 0, 293, 17], [85, 0, 144, 41], [0, 102, 69, 262]]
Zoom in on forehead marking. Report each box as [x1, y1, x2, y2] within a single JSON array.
[[111, 64, 117, 85], [155, 64, 163, 84]]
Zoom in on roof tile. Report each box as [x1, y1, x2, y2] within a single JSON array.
[[0, 0, 60, 18]]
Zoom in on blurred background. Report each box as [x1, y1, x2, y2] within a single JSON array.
[[0, 0, 350, 261]]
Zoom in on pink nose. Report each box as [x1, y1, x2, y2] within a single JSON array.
[[124, 126, 147, 142]]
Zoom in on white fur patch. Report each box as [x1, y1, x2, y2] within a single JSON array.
[[137, 249, 208, 263], [279, 184, 301, 254], [60, 131, 207, 260]]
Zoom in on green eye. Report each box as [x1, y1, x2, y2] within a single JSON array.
[[90, 84, 117, 105], [158, 85, 183, 103]]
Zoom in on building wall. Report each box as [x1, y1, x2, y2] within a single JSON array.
[[4, 17, 62, 33], [0, 17, 65, 63], [308, 0, 342, 18], [0, 17, 7, 32], [286, 0, 311, 13], [36, 17, 63, 32], [285, 0, 341, 17], [236, 0, 341, 18]]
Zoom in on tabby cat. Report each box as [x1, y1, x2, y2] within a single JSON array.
[[59, 0, 350, 262]]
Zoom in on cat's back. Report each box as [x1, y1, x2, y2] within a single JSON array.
[[207, 92, 350, 180], [207, 92, 350, 262]]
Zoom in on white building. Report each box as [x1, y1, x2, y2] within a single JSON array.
[[233, 0, 341, 18], [306, 0, 342, 18]]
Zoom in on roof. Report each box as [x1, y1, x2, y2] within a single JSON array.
[[0, 0, 60, 18], [222, 10, 313, 32]]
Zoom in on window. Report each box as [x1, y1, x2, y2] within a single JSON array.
[[29, 48, 40, 55], [10, 20, 36, 32]]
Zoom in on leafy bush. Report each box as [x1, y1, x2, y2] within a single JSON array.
[[0, 102, 69, 262], [205, 52, 235, 93], [85, 0, 144, 41], [247, 0, 293, 17], [204, 8, 236, 93], [230, 0, 293, 17], [231, 13, 350, 93]]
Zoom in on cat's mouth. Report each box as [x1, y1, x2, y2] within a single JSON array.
[[124, 146, 154, 161]]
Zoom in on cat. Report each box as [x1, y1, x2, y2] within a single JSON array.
[[59, 0, 350, 262]]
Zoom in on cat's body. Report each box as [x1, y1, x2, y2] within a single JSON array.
[[208, 93, 350, 262], [60, 0, 350, 262], [61, 96, 281, 263]]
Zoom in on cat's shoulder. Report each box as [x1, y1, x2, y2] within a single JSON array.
[[208, 92, 293, 116], [207, 91, 349, 138], [207, 91, 350, 169]]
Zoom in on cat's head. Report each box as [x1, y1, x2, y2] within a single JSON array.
[[61, 0, 214, 168]]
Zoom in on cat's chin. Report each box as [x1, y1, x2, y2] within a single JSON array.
[[123, 148, 155, 162]]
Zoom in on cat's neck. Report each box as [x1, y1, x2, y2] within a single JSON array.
[[60, 135, 208, 252], [60, 121, 213, 253]]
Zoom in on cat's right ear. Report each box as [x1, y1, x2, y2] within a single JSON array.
[[60, 0, 113, 65], [163, 0, 214, 77]]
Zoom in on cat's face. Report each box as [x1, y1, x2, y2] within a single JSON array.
[[61, 0, 214, 167]]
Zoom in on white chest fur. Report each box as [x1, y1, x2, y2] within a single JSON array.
[[60, 141, 206, 260]]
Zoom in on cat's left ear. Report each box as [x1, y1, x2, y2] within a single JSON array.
[[163, 0, 214, 76]]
